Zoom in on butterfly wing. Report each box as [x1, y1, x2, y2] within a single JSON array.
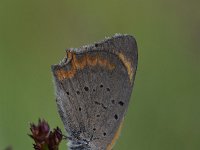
[[51, 34, 138, 149]]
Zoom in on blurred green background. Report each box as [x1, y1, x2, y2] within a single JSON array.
[[0, 0, 200, 150]]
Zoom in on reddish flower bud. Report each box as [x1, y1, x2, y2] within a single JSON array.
[[29, 119, 63, 150], [29, 119, 50, 143]]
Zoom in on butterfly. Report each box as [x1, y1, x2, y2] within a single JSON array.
[[51, 34, 138, 150]]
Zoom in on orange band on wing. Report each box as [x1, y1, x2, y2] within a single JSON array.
[[86, 54, 98, 66], [118, 52, 134, 82], [73, 53, 87, 69], [55, 52, 115, 80], [106, 119, 124, 150]]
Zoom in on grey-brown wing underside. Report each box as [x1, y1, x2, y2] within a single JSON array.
[[51, 34, 138, 150]]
